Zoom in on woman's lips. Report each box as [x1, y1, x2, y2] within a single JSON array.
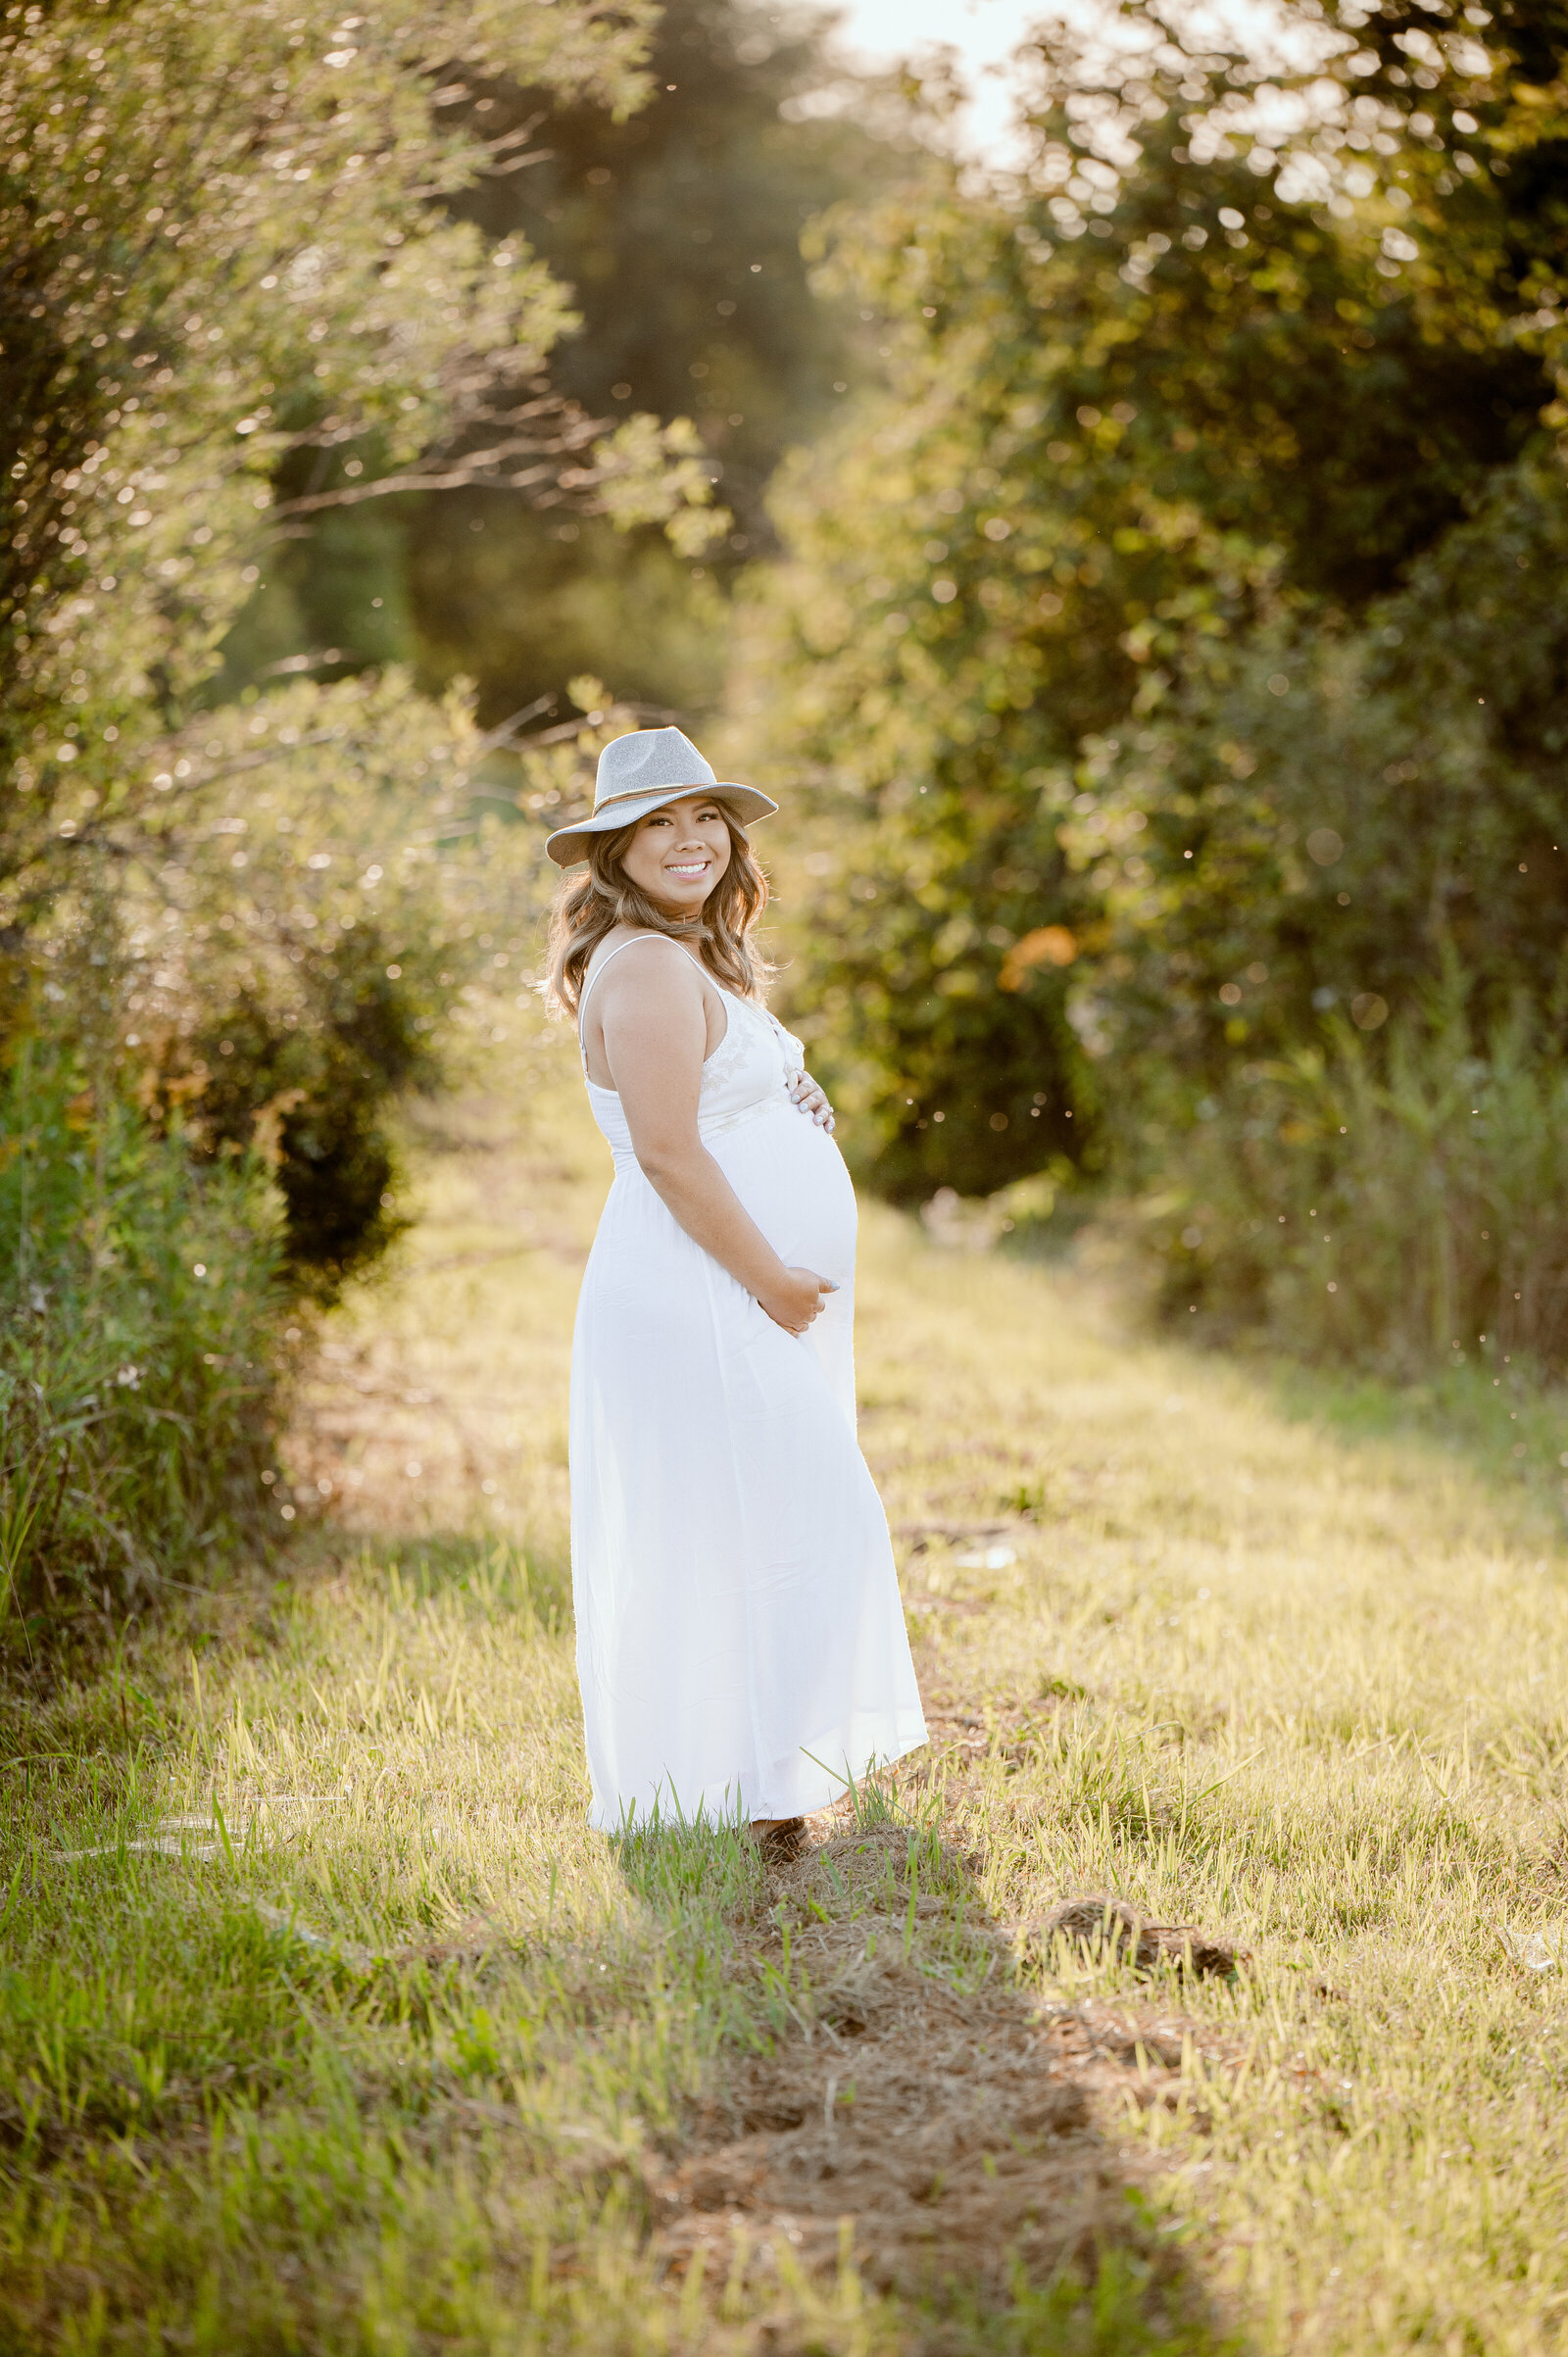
[[665, 860, 710, 877]]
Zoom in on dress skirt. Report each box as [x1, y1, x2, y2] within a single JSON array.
[[569, 1087, 927, 1831]]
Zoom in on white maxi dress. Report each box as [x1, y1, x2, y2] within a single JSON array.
[[569, 935, 927, 1831]]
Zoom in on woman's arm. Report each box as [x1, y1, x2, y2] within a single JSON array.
[[597, 944, 833, 1336]]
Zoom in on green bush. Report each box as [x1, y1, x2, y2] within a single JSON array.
[[0, 1029, 284, 1646], [1144, 977, 1568, 1380], [1082, 461, 1568, 1112], [182, 919, 427, 1300], [110, 672, 499, 1300]]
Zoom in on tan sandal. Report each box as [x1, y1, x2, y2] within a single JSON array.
[[750, 1815, 807, 1863]]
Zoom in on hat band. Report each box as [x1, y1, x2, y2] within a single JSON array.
[[591, 779, 717, 817]]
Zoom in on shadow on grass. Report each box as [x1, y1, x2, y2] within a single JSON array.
[[2, 1523, 1243, 2355], [612, 1783, 1244, 2357]]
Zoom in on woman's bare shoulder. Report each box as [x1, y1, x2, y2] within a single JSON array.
[[586, 929, 705, 1002]]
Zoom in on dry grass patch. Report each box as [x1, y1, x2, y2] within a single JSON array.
[[659, 1816, 1229, 2326]]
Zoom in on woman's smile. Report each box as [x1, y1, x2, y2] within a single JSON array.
[[619, 795, 734, 911]]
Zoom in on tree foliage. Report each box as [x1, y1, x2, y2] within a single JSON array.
[[1, 0, 711, 1288], [1, 0, 668, 873], [479, 0, 884, 550], [1080, 462, 1568, 1117], [745, 0, 1568, 1204], [237, 0, 899, 725]]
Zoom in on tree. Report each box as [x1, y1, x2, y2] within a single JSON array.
[[233, 0, 900, 725], [1, 0, 713, 904], [471, 0, 882, 551], [1, 0, 717, 1280], [1075, 463, 1568, 1132], [742, 0, 1568, 1198]]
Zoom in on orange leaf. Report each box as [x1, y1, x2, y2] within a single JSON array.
[[999, 925, 1077, 991]]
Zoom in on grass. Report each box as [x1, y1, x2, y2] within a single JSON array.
[[7, 1010, 1568, 2351], [1129, 973, 1568, 1382]]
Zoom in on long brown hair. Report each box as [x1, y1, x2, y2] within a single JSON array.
[[544, 805, 771, 1017]]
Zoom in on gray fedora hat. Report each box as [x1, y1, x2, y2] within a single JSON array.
[[544, 726, 778, 867]]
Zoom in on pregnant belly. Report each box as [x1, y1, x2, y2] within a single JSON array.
[[706, 1098, 858, 1283]]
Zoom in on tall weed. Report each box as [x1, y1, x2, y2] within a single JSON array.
[[0, 1030, 284, 1645], [1142, 977, 1568, 1377]]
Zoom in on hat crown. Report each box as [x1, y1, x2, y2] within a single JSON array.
[[543, 727, 777, 864], [595, 727, 716, 811]]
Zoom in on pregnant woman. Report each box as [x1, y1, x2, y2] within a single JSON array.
[[545, 726, 926, 1851]]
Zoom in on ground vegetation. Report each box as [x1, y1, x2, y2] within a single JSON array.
[[8, 1031, 1568, 2349], [0, 1021, 283, 1645]]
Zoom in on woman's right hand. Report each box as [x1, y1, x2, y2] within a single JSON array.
[[760, 1266, 837, 1336]]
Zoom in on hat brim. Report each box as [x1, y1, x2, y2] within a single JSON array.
[[544, 781, 778, 867]]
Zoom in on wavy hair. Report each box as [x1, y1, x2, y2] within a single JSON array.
[[544, 806, 771, 1017]]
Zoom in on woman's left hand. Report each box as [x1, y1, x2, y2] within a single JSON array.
[[788, 1069, 835, 1133]]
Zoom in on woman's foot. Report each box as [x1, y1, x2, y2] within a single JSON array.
[[749, 1815, 807, 1862]]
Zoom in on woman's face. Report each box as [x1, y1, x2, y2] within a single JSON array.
[[618, 795, 734, 916]]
